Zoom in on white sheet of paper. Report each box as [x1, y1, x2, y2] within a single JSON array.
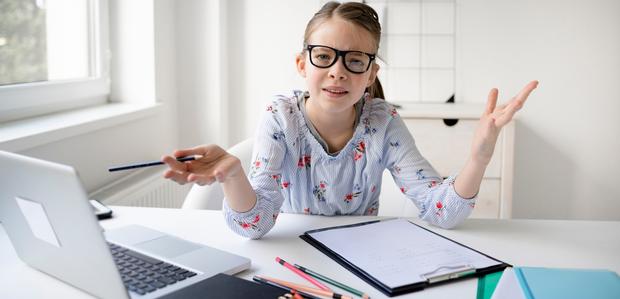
[[490, 268, 526, 299], [308, 218, 500, 288], [15, 196, 61, 247]]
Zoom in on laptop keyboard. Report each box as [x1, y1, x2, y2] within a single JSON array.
[[108, 242, 197, 296]]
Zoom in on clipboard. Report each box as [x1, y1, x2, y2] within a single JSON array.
[[300, 218, 510, 297]]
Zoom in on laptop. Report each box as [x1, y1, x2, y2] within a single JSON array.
[[0, 151, 251, 299]]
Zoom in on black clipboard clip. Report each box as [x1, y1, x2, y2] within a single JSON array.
[[421, 264, 476, 284]]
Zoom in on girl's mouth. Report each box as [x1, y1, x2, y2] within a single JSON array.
[[322, 88, 348, 96]]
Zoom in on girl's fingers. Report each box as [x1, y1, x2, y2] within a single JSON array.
[[161, 155, 189, 172], [485, 88, 499, 115], [495, 109, 515, 127], [496, 98, 524, 126], [212, 157, 241, 182], [173, 144, 220, 159], [515, 80, 539, 104], [188, 173, 216, 185], [173, 148, 205, 159], [488, 81, 538, 125], [163, 145, 221, 172], [163, 144, 232, 185], [496, 81, 538, 124], [163, 169, 190, 185]]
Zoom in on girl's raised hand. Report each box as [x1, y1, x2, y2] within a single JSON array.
[[470, 80, 539, 166], [161, 145, 243, 186]]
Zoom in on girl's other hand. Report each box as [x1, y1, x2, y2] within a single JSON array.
[[471, 80, 539, 166], [161, 145, 243, 186]]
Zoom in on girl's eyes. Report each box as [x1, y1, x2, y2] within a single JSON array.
[[348, 59, 364, 66], [315, 54, 333, 61], [347, 59, 366, 69]]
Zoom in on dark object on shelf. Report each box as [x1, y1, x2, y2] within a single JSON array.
[[443, 94, 458, 127]]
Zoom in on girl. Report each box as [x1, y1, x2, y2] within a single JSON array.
[[162, 2, 538, 239]]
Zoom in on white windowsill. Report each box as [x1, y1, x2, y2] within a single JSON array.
[[0, 102, 163, 152]]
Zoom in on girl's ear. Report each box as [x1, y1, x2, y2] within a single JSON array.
[[366, 63, 380, 87], [296, 53, 307, 78]]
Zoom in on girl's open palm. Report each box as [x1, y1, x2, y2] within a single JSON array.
[[471, 80, 539, 166], [161, 145, 242, 186]]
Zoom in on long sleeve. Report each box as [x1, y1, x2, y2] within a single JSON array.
[[222, 100, 288, 239], [382, 111, 475, 229]]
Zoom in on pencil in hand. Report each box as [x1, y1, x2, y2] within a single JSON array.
[[108, 156, 196, 172]]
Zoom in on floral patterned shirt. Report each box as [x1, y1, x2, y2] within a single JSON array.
[[223, 91, 476, 239]]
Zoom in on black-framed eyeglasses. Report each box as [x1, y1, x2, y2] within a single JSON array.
[[305, 44, 376, 74]]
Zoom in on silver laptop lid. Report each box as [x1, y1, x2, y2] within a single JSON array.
[[0, 151, 129, 299]]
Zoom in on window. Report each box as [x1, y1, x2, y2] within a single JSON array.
[[0, 0, 109, 122]]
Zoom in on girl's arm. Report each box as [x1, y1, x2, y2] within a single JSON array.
[[219, 163, 257, 212], [383, 111, 472, 229], [453, 159, 485, 199], [454, 81, 538, 198]]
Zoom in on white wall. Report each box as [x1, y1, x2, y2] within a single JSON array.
[[457, 0, 620, 220], [220, 0, 619, 220], [175, 0, 230, 148], [235, 0, 316, 144], [174, 0, 316, 148]]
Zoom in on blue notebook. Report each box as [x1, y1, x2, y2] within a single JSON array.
[[492, 267, 620, 299]]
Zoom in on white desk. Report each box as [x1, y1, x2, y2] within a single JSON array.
[[2, 206, 619, 298]]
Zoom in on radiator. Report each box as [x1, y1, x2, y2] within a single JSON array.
[[89, 168, 192, 208]]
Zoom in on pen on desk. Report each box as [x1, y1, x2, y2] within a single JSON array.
[[107, 156, 196, 172], [253, 276, 322, 299], [293, 264, 370, 299], [256, 275, 353, 299], [276, 257, 331, 291]]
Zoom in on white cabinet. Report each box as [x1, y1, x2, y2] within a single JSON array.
[[378, 103, 514, 219]]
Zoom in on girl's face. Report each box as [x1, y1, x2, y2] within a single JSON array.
[[296, 17, 379, 115]]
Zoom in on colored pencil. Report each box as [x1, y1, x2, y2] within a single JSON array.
[[276, 257, 331, 291], [253, 276, 322, 299], [294, 264, 370, 299], [256, 275, 354, 299]]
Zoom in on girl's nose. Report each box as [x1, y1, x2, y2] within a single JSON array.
[[328, 59, 348, 80]]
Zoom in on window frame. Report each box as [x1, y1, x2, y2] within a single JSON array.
[[0, 0, 110, 123]]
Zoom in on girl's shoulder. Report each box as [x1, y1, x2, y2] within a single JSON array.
[[272, 91, 300, 107], [263, 91, 301, 117], [363, 96, 401, 126], [260, 91, 306, 132]]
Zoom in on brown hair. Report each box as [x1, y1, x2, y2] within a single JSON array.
[[303, 1, 385, 99]]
